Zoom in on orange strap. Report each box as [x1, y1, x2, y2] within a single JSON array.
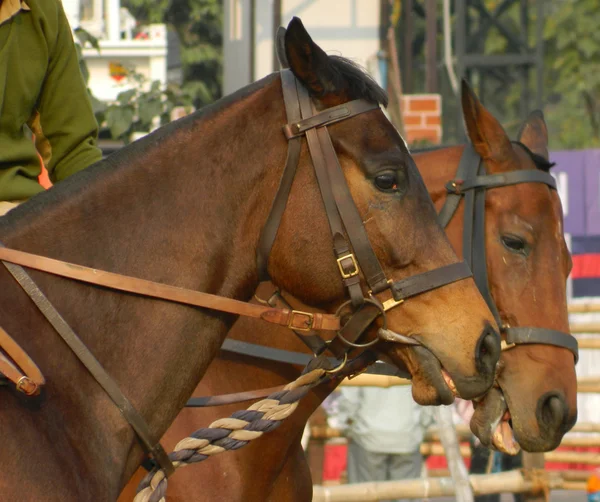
[[0, 324, 45, 395], [0, 247, 341, 332]]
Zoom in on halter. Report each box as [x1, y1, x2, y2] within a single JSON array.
[[0, 69, 473, 479], [439, 143, 579, 362]]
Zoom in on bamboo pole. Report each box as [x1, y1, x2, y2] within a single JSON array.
[[340, 373, 600, 392], [569, 303, 600, 313], [570, 324, 600, 334], [310, 426, 600, 450], [312, 470, 564, 502], [434, 406, 474, 502]]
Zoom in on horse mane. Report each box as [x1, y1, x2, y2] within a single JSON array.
[[412, 142, 555, 172], [328, 55, 389, 107]]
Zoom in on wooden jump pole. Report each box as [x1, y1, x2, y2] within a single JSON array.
[[312, 470, 564, 502]]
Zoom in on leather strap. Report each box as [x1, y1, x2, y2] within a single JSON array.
[[445, 170, 557, 194], [437, 144, 578, 362], [0, 252, 175, 477], [391, 261, 472, 301], [0, 247, 342, 332], [505, 327, 579, 363], [0, 324, 45, 395], [283, 100, 379, 139], [256, 70, 303, 281], [438, 144, 479, 227]]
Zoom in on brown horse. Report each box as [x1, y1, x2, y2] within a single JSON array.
[[0, 18, 497, 502], [118, 82, 577, 502]]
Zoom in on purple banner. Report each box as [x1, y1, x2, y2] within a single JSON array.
[[550, 150, 586, 237]]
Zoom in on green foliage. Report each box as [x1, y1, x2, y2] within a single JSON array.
[[101, 69, 195, 143], [543, 0, 600, 148], [121, 0, 223, 108]]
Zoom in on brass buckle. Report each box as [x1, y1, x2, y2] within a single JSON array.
[[336, 253, 359, 279], [500, 340, 516, 351], [288, 310, 314, 331], [381, 298, 404, 312]]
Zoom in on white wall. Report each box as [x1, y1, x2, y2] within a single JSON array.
[[223, 0, 382, 95]]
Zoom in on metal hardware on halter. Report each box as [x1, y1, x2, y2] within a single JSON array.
[[336, 253, 359, 279], [323, 352, 348, 374], [382, 297, 404, 312], [287, 310, 314, 331], [500, 340, 516, 351]]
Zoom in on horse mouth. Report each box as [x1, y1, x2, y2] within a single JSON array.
[[401, 345, 461, 406], [471, 386, 521, 455]]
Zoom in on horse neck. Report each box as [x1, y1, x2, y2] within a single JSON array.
[[0, 74, 288, 499]]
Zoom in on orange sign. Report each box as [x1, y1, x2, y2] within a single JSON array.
[[109, 62, 128, 82]]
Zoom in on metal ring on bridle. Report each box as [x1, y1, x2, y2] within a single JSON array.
[[323, 352, 348, 374], [332, 297, 386, 349]]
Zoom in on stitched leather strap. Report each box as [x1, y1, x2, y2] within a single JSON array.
[[256, 70, 303, 281], [445, 169, 557, 194], [505, 327, 579, 363], [438, 144, 578, 362], [391, 261, 472, 301], [0, 252, 175, 477], [0, 247, 342, 332], [438, 144, 479, 228]]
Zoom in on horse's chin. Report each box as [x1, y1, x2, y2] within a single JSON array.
[[470, 386, 521, 455], [379, 345, 459, 406]]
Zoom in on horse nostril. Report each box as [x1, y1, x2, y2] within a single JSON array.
[[539, 394, 568, 429], [475, 325, 500, 374]]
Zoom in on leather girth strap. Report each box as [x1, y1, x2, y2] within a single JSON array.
[[0, 246, 176, 477]]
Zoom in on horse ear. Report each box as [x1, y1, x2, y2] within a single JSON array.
[[461, 79, 513, 162], [284, 17, 342, 97], [517, 110, 549, 161]]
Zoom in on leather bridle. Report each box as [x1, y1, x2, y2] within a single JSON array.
[[0, 69, 473, 478], [439, 143, 579, 363]]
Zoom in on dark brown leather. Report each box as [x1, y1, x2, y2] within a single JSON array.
[[437, 143, 578, 362]]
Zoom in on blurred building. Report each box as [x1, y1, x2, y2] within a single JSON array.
[[60, 0, 180, 102]]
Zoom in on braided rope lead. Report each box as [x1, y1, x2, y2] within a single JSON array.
[[134, 368, 327, 502]]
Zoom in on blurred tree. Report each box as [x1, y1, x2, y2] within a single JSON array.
[[121, 0, 223, 107], [543, 0, 600, 149]]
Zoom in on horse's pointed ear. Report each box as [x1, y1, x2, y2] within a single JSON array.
[[461, 79, 512, 162], [284, 17, 341, 97], [517, 110, 549, 161]]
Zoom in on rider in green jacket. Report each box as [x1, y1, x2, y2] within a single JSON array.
[[0, 0, 102, 210]]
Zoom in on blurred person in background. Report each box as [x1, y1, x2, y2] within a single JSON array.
[[332, 385, 434, 502], [0, 0, 102, 216]]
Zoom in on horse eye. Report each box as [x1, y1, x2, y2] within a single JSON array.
[[374, 172, 398, 192], [502, 235, 527, 254]]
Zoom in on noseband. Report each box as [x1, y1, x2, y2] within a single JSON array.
[[439, 144, 579, 362], [254, 69, 473, 358]]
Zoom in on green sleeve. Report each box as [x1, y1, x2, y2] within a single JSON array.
[[37, 0, 102, 182]]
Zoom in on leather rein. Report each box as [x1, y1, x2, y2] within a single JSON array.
[[0, 70, 472, 477]]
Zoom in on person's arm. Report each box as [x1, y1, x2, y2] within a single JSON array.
[[34, 0, 102, 182], [330, 387, 362, 432]]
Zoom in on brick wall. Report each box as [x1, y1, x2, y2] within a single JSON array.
[[400, 94, 442, 146]]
